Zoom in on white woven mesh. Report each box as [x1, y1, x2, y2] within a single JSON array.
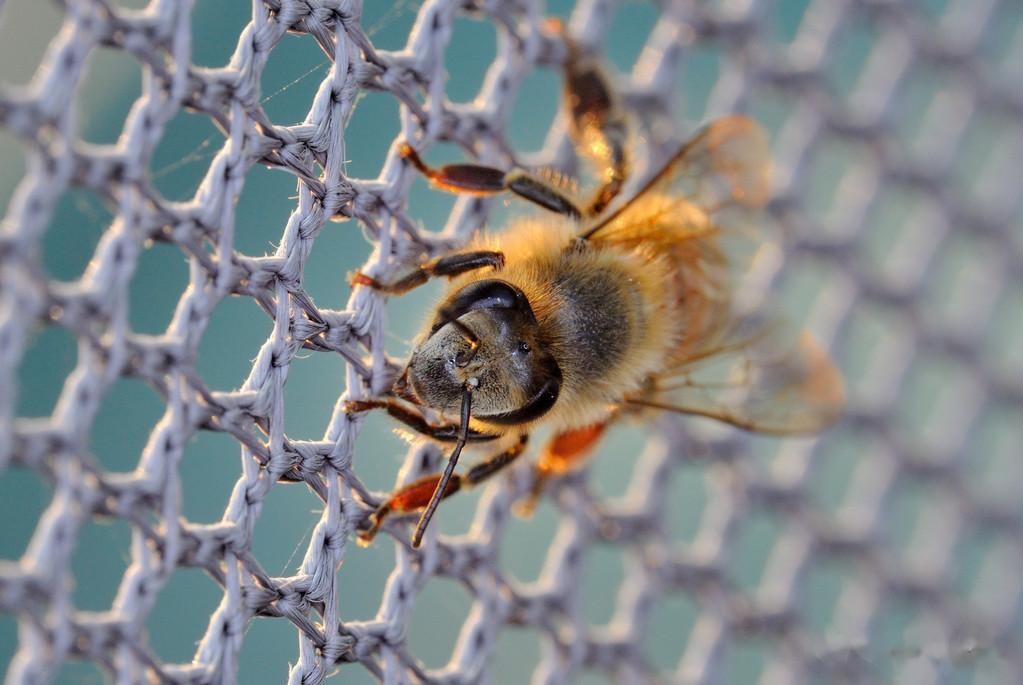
[[2, 0, 1022, 683]]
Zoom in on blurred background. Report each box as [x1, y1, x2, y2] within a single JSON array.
[[1, 0, 1021, 683]]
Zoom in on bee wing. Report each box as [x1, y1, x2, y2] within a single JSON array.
[[581, 115, 772, 244], [625, 312, 845, 435], [583, 117, 842, 434]]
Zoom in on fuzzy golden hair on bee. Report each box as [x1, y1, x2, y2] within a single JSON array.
[[348, 26, 843, 549], [532, 166, 581, 197]]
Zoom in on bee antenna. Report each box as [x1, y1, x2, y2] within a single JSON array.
[[411, 380, 476, 547]]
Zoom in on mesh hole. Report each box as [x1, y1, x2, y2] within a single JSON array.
[[746, 88, 796, 140], [604, 1, 658, 74], [0, 0, 64, 87], [952, 108, 1023, 210], [800, 133, 877, 235], [325, 664, 379, 684], [249, 480, 323, 576], [664, 462, 710, 545], [722, 637, 767, 683], [896, 485, 961, 578], [546, 0, 575, 20], [351, 411, 424, 494], [963, 407, 1023, 514], [506, 67, 560, 155], [195, 293, 270, 391], [149, 109, 225, 201], [501, 497, 561, 585], [857, 184, 945, 292], [969, 538, 1023, 625], [232, 163, 304, 258], [75, 46, 142, 146], [128, 241, 189, 335], [588, 423, 647, 501], [800, 557, 858, 637], [773, 254, 849, 330], [71, 517, 132, 611], [880, 480, 928, 570], [808, 425, 878, 520], [491, 628, 543, 682], [0, 468, 51, 559], [147, 567, 222, 664], [41, 188, 112, 282], [360, 2, 419, 51], [835, 299, 914, 411], [54, 661, 107, 685], [179, 430, 244, 524], [444, 16, 497, 104], [575, 671, 614, 685], [385, 280, 444, 359], [236, 613, 296, 683], [643, 592, 697, 675], [984, 281, 1023, 380], [890, 64, 948, 161], [985, 2, 1023, 80], [336, 539, 395, 622], [893, 352, 981, 459], [407, 575, 473, 670], [951, 528, 1003, 608], [769, 0, 814, 46], [823, 13, 883, 111], [16, 323, 77, 419], [340, 89, 400, 179], [297, 213, 371, 310], [727, 507, 782, 593], [89, 376, 165, 473], [676, 41, 722, 123], [919, 232, 1003, 338], [920, 0, 956, 23], [579, 544, 627, 626], [259, 32, 328, 125], [190, 1, 250, 67]]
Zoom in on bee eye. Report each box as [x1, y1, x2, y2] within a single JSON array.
[[518, 341, 530, 353]]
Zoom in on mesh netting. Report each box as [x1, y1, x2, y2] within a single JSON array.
[[2, 0, 1022, 683]]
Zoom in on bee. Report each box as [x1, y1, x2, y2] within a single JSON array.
[[349, 24, 843, 548]]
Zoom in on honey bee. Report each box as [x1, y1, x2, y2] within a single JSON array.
[[349, 24, 843, 548]]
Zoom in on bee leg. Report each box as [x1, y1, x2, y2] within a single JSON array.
[[350, 250, 505, 295], [344, 399, 500, 443], [357, 435, 529, 545], [399, 143, 582, 218], [550, 19, 629, 216], [516, 421, 608, 517], [464, 434, 529, 486], [357, 472, 462, 546]]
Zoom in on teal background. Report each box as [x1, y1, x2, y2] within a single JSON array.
[[2, 0, 1019, 683]]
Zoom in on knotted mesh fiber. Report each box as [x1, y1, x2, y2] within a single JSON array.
[[1, 0, 1022, 683]]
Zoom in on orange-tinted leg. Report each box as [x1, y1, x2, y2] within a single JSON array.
[[516, 422, 609, 516], [357, 435, 528, 546], [350, 250, 504, 295], [546, 18, 629, 217], [399, 143, 582, 218], [344, 399, 500, 444]]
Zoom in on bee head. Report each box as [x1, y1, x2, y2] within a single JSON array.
[[402, 280, 562, 424]]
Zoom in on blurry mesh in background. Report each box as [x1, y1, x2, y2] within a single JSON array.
[[0, 0, 1021, 683]]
